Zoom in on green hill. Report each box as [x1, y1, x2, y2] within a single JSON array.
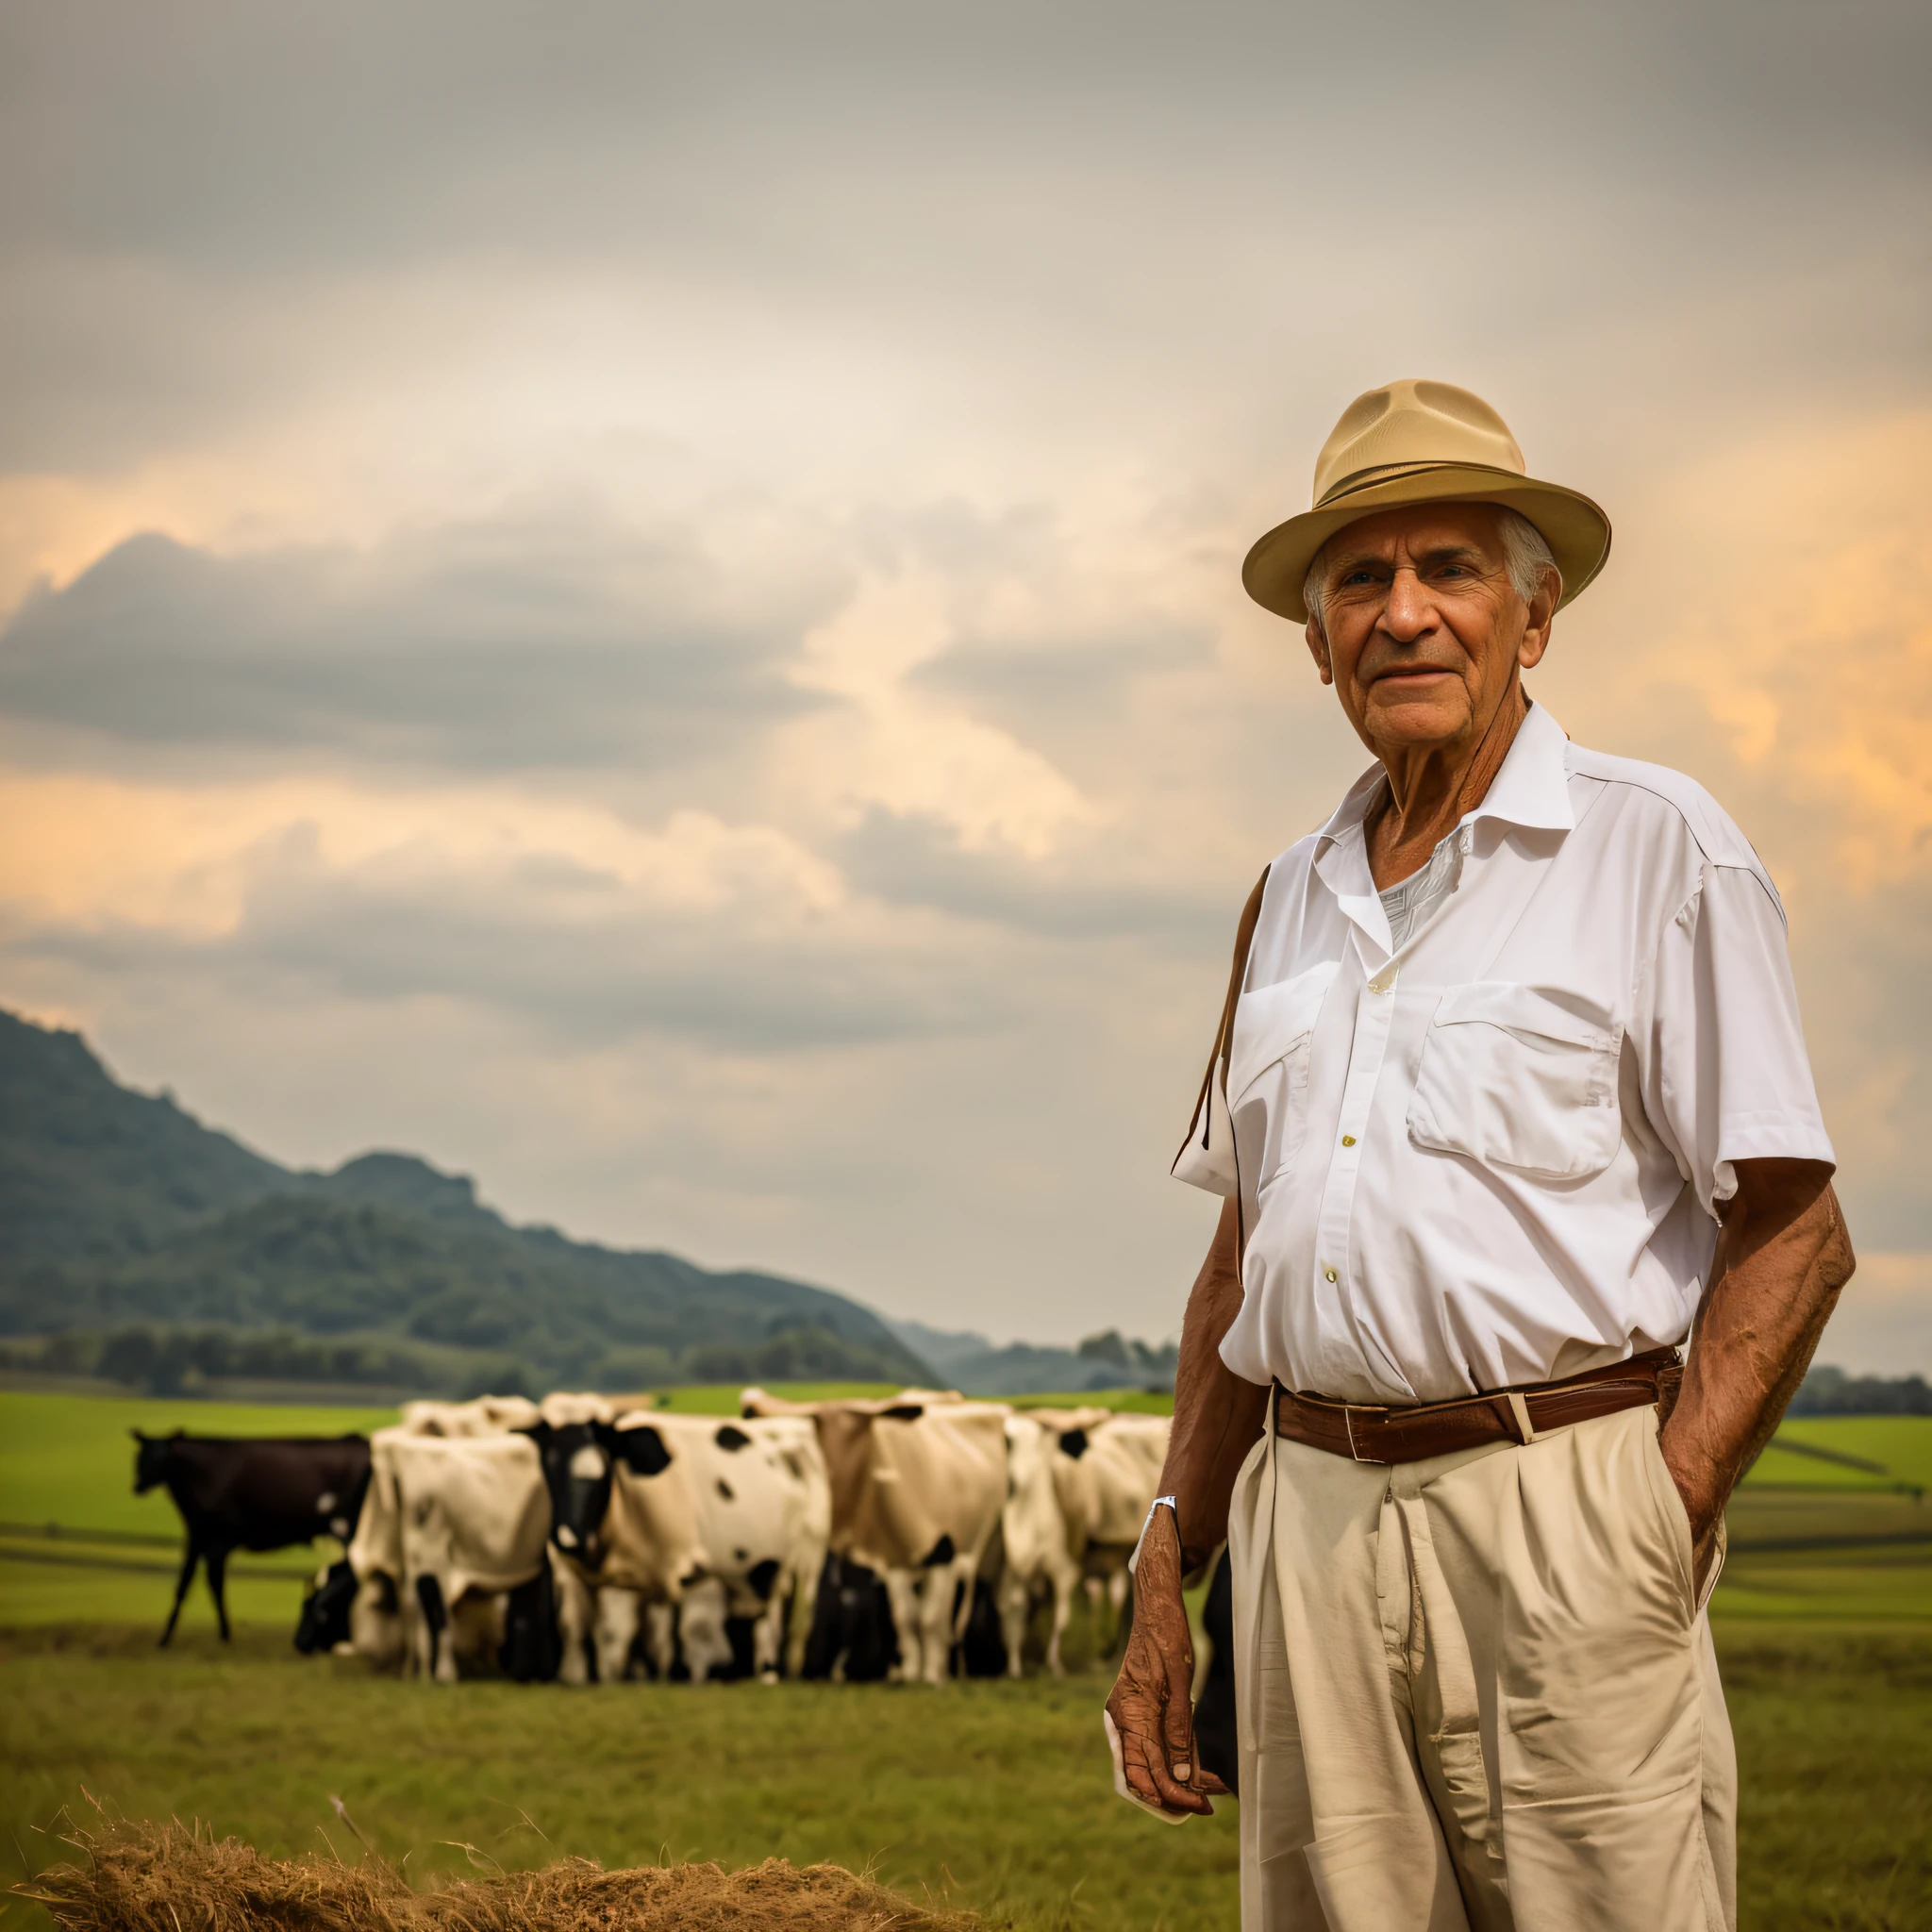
[[0, 1009, 929, 1395], [0, 1013, 286, 1267]]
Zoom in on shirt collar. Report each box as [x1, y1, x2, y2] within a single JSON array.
[[1315, 697, 1575, 853]]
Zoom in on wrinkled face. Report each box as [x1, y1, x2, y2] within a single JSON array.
[[1304, 503, 1554, 758]]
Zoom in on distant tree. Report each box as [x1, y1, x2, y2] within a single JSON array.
[[1788, 1366, 1932, 1416], [1077, 1330, 1132, 1369]]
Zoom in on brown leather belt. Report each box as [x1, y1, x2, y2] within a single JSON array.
[[1274, 1347, 1682, 1464]]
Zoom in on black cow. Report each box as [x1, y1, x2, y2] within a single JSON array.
[[801, 1551, 899, 1682], [293, 1558, 359, 1654], [956, 1574, 1008, 1677], [132, 1431, 372, 1646]]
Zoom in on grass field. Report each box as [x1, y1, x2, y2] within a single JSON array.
[[2, 1391, 1927, 1930]]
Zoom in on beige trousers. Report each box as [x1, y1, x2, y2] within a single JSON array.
[[1227, 1403, 1735, 1932]]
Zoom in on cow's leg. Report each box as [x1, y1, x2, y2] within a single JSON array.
[[351, 1577, 403, 1669], [678, 1579, 732, 1684], [787, 1545, 824, 1680], [1044, 1563, 1076, 1678], [996, 1566, 1031, 1679], [644, 1602, 677, 1679], [915, 1564, 960, 1686], [882, 1568, 923, 1684], [751, 1580, 788, 1682], [595, 1588, 641, 1683], [413, 1574, 450, 1681], [205, 1547, 232, 1642], [1083, 1573, 1106, 1650], [553, 1562, 593, 1687], [159, 1540, 201, 1647], [1101, 1567, 1132, 1659]]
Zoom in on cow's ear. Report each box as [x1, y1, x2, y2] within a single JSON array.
[[616, 1426, 673, 1477], [130, 1429, 146, 1442]]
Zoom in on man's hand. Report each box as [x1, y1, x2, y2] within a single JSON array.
[[1104, 1506, 1227, 1817], [1658, 1158, 1854, 1594]]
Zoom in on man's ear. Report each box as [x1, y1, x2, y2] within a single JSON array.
[[1517, 569, 1559, 671], [1304, 616, 1333, 685]]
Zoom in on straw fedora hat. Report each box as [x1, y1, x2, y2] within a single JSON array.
[[1241, 379, 1611, 624]]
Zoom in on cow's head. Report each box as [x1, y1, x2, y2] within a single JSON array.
[[522, 1421, 620, 1568], [131, 1429, 179, 1494]]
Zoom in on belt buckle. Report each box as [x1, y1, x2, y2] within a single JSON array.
[[1343, 1406, 1367, 1461]]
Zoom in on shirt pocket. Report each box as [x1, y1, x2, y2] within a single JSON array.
[[1228, 962, 1338, 1191], [1407, 981, 1623, 1181]]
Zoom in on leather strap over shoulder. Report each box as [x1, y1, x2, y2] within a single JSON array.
[[1172, 864, 1271, 1178]]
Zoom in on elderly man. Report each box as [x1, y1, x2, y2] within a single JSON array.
[[1105, 380, 1853, 1932]]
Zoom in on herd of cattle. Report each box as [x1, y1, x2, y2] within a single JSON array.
[[132, 1389, 1174, 1688]]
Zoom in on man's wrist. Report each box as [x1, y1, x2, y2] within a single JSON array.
[[1129, 1496, 1182, 1578]]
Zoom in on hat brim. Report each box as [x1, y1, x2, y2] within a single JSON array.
[[1241, 463, 1611, 624]]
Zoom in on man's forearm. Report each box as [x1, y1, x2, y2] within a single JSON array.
[[1158, 1195, 1269, 1569], [1660, 1158, 1855, 1553]]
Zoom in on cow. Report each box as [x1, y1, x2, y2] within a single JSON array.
[[131, 1431, 371, 1646], [745, 1388, 1009, 1685], [1050, 1409, 1171, 1655], [645, 1413, 830, 1682], [294, 1557, 359, 1655], [528, 1403, 829, 1685], [346, 1424, 550, 1681], [522, 1398, 708, 1685], [800, 1551, 899, 1681], [397, 1394, 543, 1437], [994, 1409, 1110, 1677]]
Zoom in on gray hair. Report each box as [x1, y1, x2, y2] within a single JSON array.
[[1302, 507, 1559, 628]]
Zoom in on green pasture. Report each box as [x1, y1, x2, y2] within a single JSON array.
[[3, 1624, 1926, 1932], [1, 1391, 1929, 1929]]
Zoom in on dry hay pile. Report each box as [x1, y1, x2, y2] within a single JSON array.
[[22, 1818, 980, 1932]]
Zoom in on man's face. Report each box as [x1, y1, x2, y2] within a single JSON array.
[[1304, 504, 1555, 757]]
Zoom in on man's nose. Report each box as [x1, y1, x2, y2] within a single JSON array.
[[1380, 567, 1433, 641]]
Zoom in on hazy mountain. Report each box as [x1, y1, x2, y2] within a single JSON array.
[[0, 1008, 931, 1394], [889, 1317, 1176, 1396]]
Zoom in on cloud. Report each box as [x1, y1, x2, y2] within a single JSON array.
[[1, 0, 1929, 1353], [834, 808, 1224, 943], [0, 519, 836, 774]]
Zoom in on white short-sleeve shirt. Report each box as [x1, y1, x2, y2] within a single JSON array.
[[1174, 701, 1835, 1405]]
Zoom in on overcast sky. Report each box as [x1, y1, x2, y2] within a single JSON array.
[[3, 0, 1928, 1367]]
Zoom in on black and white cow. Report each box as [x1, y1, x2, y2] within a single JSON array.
[[132, 1431, 372, 1645], [523, 1410, 699, 1683]]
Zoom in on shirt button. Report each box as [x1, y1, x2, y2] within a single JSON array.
[[1324, 1267, 1338, 1283], [1341, 1134, 1357, 1147], [1368, 976, 1391, 994]]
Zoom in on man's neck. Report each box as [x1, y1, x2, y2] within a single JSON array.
[[1365, 683, 1527, 892]]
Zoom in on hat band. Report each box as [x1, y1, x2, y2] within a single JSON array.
[[1315, 458, 1528, 509]]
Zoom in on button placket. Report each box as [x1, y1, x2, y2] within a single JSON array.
[[1313, 959, 1398, 1302]]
